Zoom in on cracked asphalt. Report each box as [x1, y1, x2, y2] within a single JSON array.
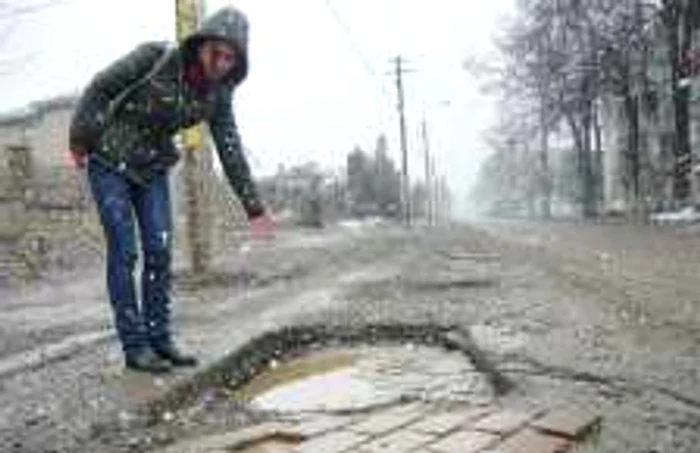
[[1, 220, 699, 452]]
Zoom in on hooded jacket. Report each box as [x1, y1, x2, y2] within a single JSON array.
[[69, 7, 263, 218]]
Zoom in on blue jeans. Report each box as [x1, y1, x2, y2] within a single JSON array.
[[87, 156, 173, 357]]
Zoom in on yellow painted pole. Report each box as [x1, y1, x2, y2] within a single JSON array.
[[176, 0, 212, 276], [176, 0, 203, 151]]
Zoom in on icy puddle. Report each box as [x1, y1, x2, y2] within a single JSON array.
[[234, 344, 494, 413]]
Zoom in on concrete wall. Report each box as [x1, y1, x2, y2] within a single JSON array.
[[0, 123, 29, 199], [30, 105, 74, 171]]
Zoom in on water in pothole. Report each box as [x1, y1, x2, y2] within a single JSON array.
[[233, 344, 494, 413]]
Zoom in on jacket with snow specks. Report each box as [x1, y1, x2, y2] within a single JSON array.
[[69, 7, 263, 218]]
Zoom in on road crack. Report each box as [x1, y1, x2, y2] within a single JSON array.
[[500, 352, 700, 414]]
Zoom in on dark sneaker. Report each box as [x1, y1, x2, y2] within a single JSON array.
[[125, 349, 173, 374], [153, 344, 198, 367]]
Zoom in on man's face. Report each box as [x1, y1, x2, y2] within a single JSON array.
[[198, 40, 237, 81]]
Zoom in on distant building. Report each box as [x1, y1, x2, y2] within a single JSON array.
[[0, 95, 82, 207]]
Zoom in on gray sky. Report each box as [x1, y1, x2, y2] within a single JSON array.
[[0, 0, 512, 217]]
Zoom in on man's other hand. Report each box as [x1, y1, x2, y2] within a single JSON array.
[[250, 213, 275, 240], [68, 147, 88, 169]]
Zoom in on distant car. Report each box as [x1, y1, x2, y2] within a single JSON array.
[[650, 206, 700, 225]]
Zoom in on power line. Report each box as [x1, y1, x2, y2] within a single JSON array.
[[323, 0, 423, 226], [0, 0, 68, 19], [322, 0, 394, 100]]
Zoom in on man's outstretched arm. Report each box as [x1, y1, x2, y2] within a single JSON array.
[[208, 88, 265, 219]]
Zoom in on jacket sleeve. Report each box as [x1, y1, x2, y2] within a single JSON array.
[[208, 88, 265, 219], [69, 42, 165, 151]]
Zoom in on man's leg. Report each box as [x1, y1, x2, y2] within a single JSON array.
[[132, 169, 197, 366], [88, 157, 172, 373], [87, 157, 144, 357]]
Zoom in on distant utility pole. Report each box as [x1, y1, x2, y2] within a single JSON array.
[[392, 55, 411, 226], [421, 114, 432, 225]]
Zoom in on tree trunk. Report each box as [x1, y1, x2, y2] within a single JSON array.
[[664, 0, 692, 204], [565, 106, 596, 219], [539, 103, 552, 219], [581, 105, 597, 218], [592, 99, 603, 212], [624, 91, 641, 203]]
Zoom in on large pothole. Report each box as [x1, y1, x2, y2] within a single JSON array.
[[139, 324, 512, 424], [127, 324, 606, 453], [131, 325, 608, 453], [123, 323, 515, 453], [234, 344, 495, 414]]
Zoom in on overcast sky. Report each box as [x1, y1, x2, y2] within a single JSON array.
[[0, 0, 512, 218]]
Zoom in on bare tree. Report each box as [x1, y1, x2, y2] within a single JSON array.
[[471, 0, 672, 219], [659, 0, 700, 204]]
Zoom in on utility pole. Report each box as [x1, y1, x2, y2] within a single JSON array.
[[176, 0, 212, 275], [421, 114, 432, 225], [421, 100, 450, 225], [393, 55, 411, 226]]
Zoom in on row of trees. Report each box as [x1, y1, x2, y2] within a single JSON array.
[[346, 135, 402, 218], [257, 134, 448, 225], [471, 0, 700, 219]]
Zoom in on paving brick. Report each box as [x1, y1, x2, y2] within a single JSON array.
[[426, 430, 500, 453], [348, 404, 427, 435], [474, 410, 536, 436], [487, 428, 571, 453], [159, 422, 301, 453], [358, 430, 435, 453], [409, 407, 493, 435], [295, 430, 368, 453], [295, 415, 354, 437], [530, 407, 601, 440]]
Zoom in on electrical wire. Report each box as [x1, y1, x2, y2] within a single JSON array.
[[322, 0, 395, 101]]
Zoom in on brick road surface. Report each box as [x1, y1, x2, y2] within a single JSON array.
[[161, 401, 600, 453]]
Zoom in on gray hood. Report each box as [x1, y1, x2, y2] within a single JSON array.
[[182, 6, 250, 86]]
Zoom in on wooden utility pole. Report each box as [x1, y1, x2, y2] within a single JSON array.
[[393, 55, 411, 226], [176, 0, 213, 275], [421, 115, 432, 225]]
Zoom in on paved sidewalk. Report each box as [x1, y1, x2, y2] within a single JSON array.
[[161, 400, 601, 453]]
